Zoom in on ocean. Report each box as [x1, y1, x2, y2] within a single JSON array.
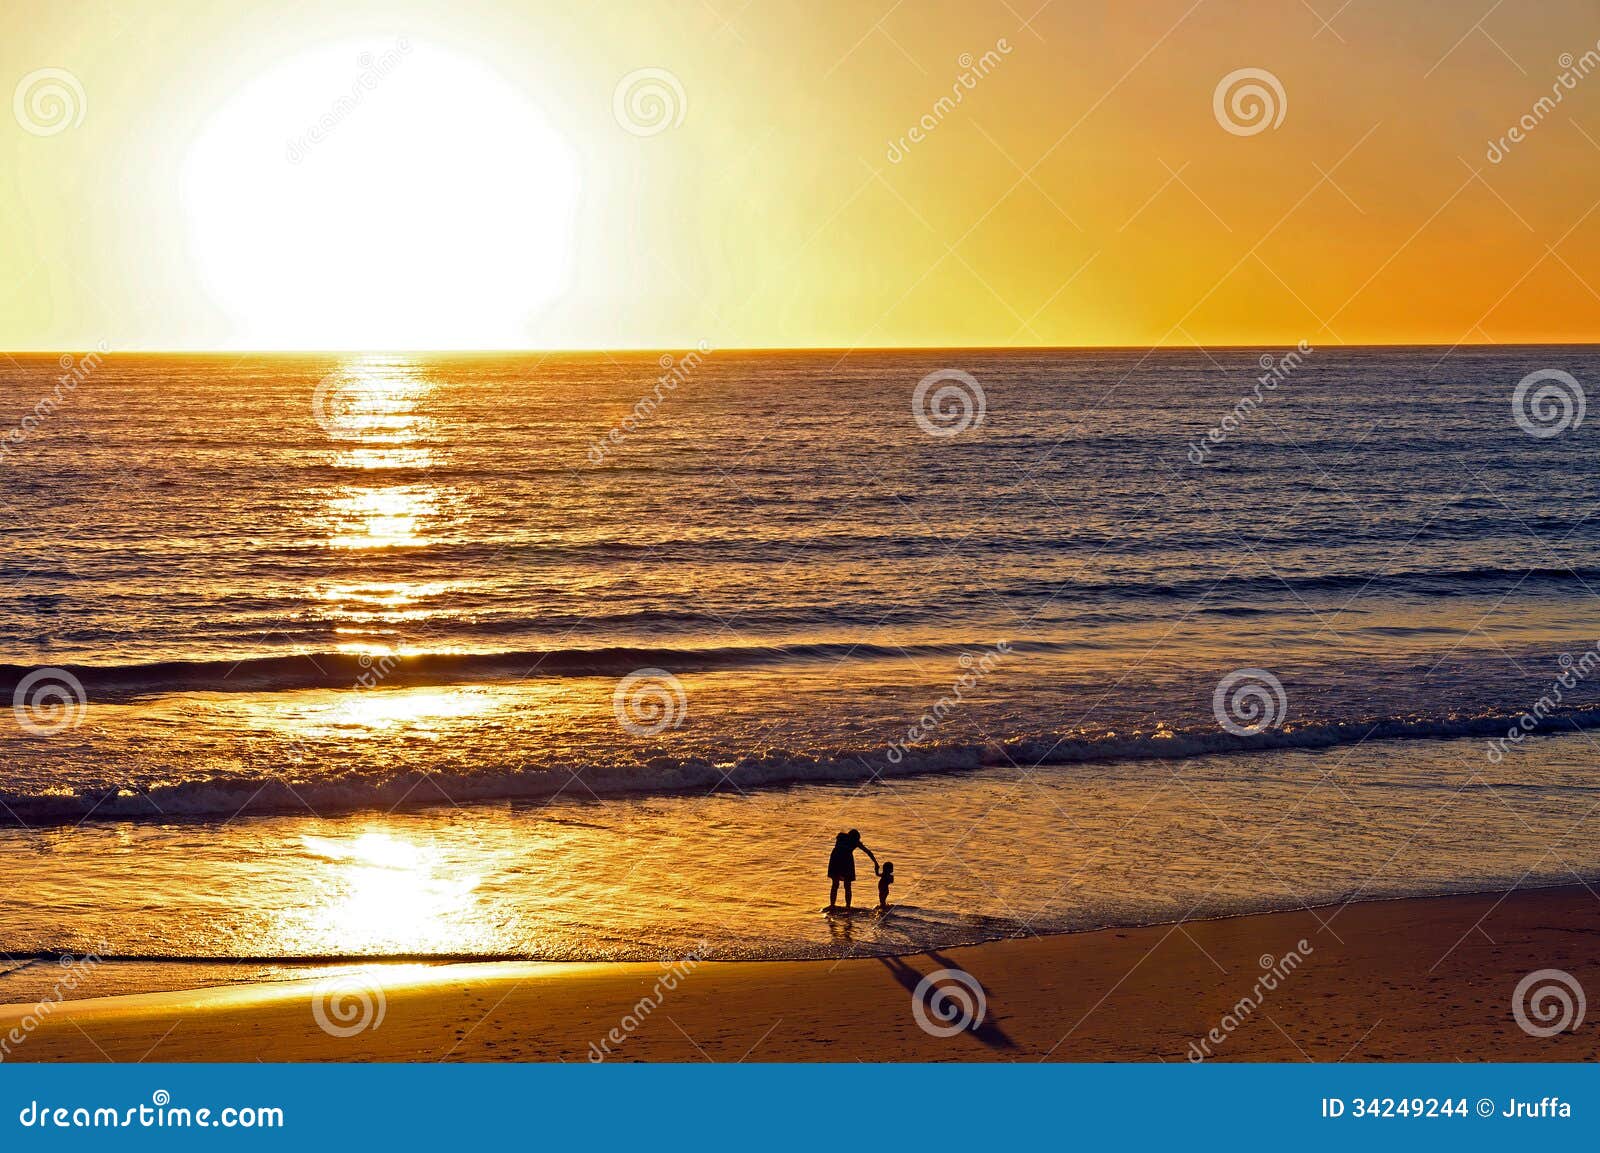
[[2, 346, 1599, 987]]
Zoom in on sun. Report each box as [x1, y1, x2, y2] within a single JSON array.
[[182, 38, 580, 350]]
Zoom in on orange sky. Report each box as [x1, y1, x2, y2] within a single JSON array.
[[2, 0, 1598, 350]]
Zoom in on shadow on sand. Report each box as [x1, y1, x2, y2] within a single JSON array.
[[878, 950, 1016, 1050]]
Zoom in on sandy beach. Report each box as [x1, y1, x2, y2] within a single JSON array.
[[4, 885, 1595, 1063]]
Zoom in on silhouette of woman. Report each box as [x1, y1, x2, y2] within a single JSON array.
[[827, 828, 878, 909]]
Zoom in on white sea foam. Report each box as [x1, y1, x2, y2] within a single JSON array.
[[5, 706, 1599, 825]]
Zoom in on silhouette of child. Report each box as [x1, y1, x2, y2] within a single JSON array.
[[877, 861, 894, 910]]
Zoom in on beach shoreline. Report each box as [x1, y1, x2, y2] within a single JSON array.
[[5, 884, 1596, 1062]]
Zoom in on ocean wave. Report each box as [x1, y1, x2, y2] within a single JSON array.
[[997, 564, 1600, 603], [8, 561, 1597, 675], [0, 639, 1053, 697], [4, 706, 1598, 827]]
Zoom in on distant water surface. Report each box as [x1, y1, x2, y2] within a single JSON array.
[[1, 347, 1597, 975]]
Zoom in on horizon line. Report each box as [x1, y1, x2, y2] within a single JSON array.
[[10, 340, 1600, 356]]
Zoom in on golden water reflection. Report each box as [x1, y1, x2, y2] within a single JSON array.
[[283, 357, 500, 758], [321, 358, 441, 552], [287, 830, 486, 955], [313, 581, 455, 608], [314, 688, 496, 733], [318, 358, 437, 444], [314, 356, 449, 629], [330, 446, 436, 470], [326, 485, 438, 549]]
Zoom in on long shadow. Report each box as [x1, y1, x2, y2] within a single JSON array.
[[878, 954, 1016, 1050]]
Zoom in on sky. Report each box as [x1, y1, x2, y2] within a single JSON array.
[[2, 0, 1599, 350]]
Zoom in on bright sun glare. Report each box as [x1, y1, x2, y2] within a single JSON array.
[[183, 39, 580, 350]]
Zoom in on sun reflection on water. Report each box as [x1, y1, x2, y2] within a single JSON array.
[[326, 485, 439, 549], [318, 358, 437, 444], [316, 357, 443, 551], [273, 356, 507, 758], [313, 357, 452, 619], [330, 446, 437, 470], [315, 687, 496, 732], [313, 581, 455, 608], [286, 830, 486, 955]]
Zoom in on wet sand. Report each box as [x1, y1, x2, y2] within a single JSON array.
[[3, 885, 1597, 1062]]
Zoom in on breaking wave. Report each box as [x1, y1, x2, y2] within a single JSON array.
[[5, 705, 1599, 826]]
